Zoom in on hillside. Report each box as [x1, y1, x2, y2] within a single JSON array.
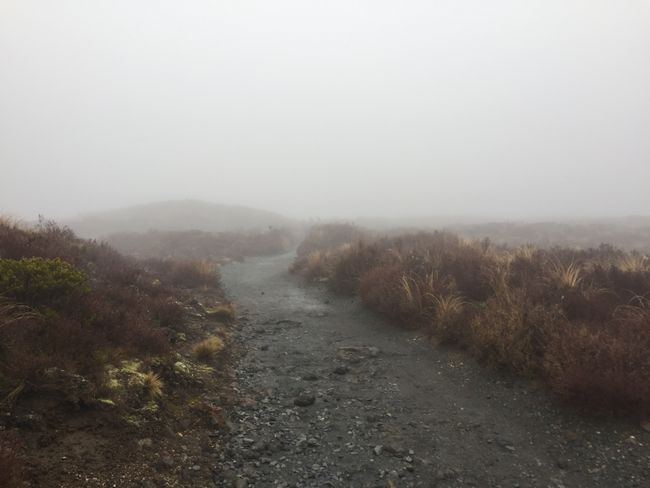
[[64, 200, 295, 238]]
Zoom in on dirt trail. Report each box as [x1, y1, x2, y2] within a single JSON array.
[[215, 253, 649, 488]]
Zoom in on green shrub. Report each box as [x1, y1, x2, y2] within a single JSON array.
[[0, 257, 88, 307]]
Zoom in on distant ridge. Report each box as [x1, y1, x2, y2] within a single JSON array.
[[65, 200, 294, 238]]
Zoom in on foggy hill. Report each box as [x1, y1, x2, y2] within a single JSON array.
[[65, 200, 294, 238]]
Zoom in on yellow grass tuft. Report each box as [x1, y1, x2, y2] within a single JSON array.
[[206, 303, 236, 322], [194, 336, 225, 362], [143, 371, 164, 399], [617, 254, 649, 273], [550, 260, 583, 289], [431, 293, 466, 321]]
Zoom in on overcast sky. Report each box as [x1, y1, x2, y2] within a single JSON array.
[[1, 0, 649, 221]]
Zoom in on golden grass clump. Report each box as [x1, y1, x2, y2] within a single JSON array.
[[143, 371, 164, 398], [194, 336, 225, 362], [431, 293, 466, 322], [206, 303, 236, 322], [616, 254, 649, 273], [549, 260, 583, 289]]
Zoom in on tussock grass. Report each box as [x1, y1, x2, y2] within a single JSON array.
[[142, 372, 164, 399], [206, 303, 236, 322], [617, 254, 649, 272], [292, 224, 650, 414], [144, 259, 220, 289], [550, 260, 584, 289], [193, 336, 225, 362]]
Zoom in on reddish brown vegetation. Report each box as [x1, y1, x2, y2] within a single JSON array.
[[0, 221, 187, 387], [0, 219, 236, 484], [0, 432, 22, 488], [143, 258, 220, 289], [292, 224, 650, 415]]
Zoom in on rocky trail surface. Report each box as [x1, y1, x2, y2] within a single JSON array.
[[214, 253, 650, 488]]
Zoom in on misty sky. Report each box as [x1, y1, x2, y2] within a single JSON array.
[[1, 1, 649, 221]]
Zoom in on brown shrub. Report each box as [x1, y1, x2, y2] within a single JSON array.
[[358, 264, 422, 326], [294, 250, 334, 281], [470, 290, 567, 374], [150, 296, 185, 328], [294, 225, 650, 414], [205, 304, 236, 322], [429, 293, 470, 344], [296, 223, 365, 258], [0, 432, 22, 488], [329, 242, 382, 294], [194, 336, 225, 362], [144, 259, 220, 289], [544, 316, 650, 415], [0, 221, 182, 394]]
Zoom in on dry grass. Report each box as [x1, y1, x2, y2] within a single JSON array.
[[431, 293, 466, 321], [142, 372, 164, 399], [193, 336, 225, 362], [544, 317, 650, 413], [549, 260, 584, 289], [616, 254, 649, 272], [144, 259, 220, 289], [205, 303, 236, 322], [293, 224, 650, 414]]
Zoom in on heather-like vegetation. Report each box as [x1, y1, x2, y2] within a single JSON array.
[[292, 224, 650, 415], [0, 219, 231, 484]]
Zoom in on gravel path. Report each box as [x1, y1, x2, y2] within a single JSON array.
[[214, 253, 650, 488]]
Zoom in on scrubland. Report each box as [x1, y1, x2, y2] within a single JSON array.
[[292, 224, 650, 415], [0, 218, 235, 486], [106, 227, 297, 262]]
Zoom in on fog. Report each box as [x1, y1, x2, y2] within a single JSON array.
[[1, 0, 649, 222]]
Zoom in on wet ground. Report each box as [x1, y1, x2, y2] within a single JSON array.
[[215, 253, 650, 488]]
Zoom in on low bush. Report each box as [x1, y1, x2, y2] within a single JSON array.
[[194, 336, 225, 362], [0, 220, 223, 400], [0, 432, 22, 488], [292, 224, 650, 414], [0, 257, 88, 307], [144, 259, 220, 289], [205, 304, 236, 322], [295, 223, 365, 258]]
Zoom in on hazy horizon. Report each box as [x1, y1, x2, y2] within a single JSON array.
[[2, 1, 650, 222], [5, 197, 650, 228]]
